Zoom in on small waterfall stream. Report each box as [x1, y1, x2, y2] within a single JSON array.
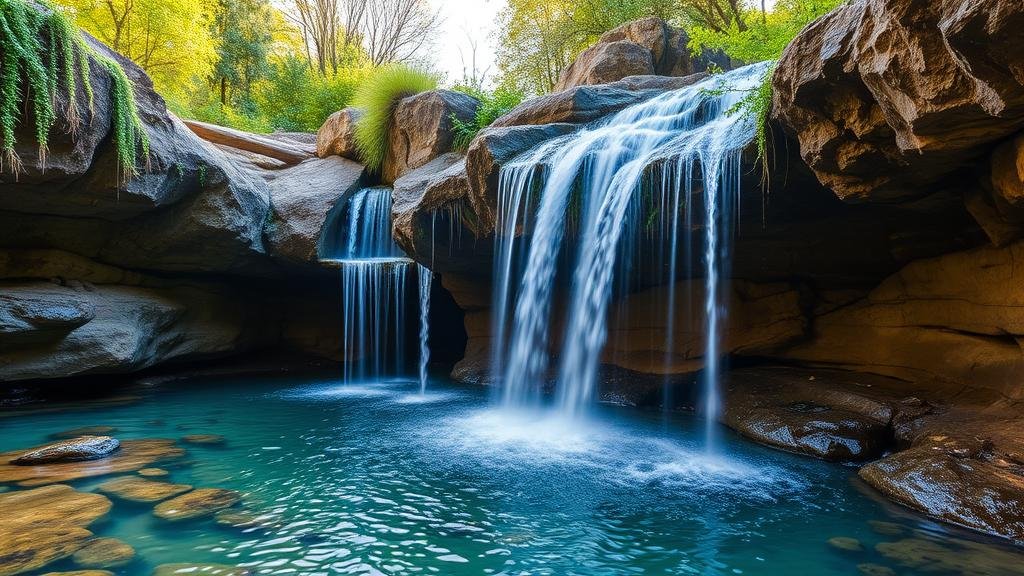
[[492, 64, 766, 424], [417, 264, 433, 393]]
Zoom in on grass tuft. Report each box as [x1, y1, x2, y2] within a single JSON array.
[[0, 0, 148, 180], [351, 64, 437, 173]]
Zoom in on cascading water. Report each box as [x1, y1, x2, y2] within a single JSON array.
[[333, 187, 411, 382], [492, 64, 766, 428], [417, 264, 433, 394]]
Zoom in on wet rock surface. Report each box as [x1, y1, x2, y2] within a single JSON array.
[[12, 436, 120, 465], [153, 488, 242, 521], [97, 476, 193, 503], [0, 439, 185, 487], [721, 367, 910, 461]]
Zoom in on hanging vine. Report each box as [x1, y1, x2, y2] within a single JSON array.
[[0, 0, 148, 181]]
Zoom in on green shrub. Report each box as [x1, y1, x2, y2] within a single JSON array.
[[351, 64, 437, 173], [0, 0, 147, 179], [451, 86, 525, 152]]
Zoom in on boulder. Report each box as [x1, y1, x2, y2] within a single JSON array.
[[391, 153, 475, 262], [465, 123, 577, 231], [265, 157, 365, 265], [772, 0, 1024, 202], [316, 108, 364, 160], [383, 90, 480, 183], [12, 437, 120, 465], [860, 431, 1024, 541], [492, 74, 707, 129], [990, 133, 1024, 222], [721, 367, 907, 461], [555, 17, 728, 92]]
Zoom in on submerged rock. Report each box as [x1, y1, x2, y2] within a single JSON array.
[[138, 468, 169, 478], [181, 434, 226, 446], [827, 536, 864, 552], [153, 564, 251, 576], [42, 572, 115, 576], [12, 436, 120, 465], [153, 488, 241, 521], [0, 439, 185, 487], [856, 564, 895, 576], [48, 427, 118, 440], [0, 485, 112, 576], [214, 509, 281, 531], [97, 476, 193, 503], [71, 538, 135, 569], [875, 536, 1024, 576]]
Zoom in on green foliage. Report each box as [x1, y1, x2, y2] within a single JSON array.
[[0, 0, 147, 178], [690, 0, 844, 175], [352, 64, 437, 173], [450, 86, 525, 151], [212, 0, 272, 109]]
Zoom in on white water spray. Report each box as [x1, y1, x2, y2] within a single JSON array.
[[492, 64, 766, 427]]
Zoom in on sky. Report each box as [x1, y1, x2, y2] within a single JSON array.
[[431, 0, 506, 86]]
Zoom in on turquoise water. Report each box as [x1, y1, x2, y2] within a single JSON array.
[[2, 373, 1022, 575]]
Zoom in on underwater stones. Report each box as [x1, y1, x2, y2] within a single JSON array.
[[71, 538, 135, 569], [265, 156, 365, 265], [43, 572, 114, 576], [153, 564, 251, 576], [827, 536, 864, 552], [772, 0, 1024, 202], [48, 427, 118, 440], [181, 434, 226, 446], [868, 521, 907, 537], [138, 468, 169, 477], [97, 476, 193, 503], [856, 564, 895, 576], [0, 439, 185, 487], [859, 435, 1024, 541], [316, 107, 363, 160], [722, 367, 899, 462], [214, 509, 280, 531], [11, 436, 120, 465], [384, 90, 480, 183], [875, 537, 1024, 576], [153, 488, 241, 521], [0, 485, 112, 576]]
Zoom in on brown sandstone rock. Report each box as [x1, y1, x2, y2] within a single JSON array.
[[772, 0, 1024, 202], [265, 156, 365, 265], [990, 133, 1024, 220], [153, 488, 241, 521], [316, 108, 364, 160], [71, 538, 135, 569], [97, 476, 193, 503], [383, 90, 479, 183], [555, 17, 727, 92]]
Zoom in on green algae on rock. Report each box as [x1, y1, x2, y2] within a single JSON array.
[[71, 537, 135, 569]]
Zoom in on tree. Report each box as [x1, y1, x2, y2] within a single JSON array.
[[63, 0, 218, 102], [361, 0, 440, 66], [213, 0, 273, 109]]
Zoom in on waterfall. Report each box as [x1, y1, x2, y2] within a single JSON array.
[[332, 187, 411, 382], [492, 64, 766, 422], [417, 264, 433, 394]]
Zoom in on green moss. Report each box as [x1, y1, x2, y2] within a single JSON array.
[[0, 0, 148, 180], [351, 64, 437, 173]]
